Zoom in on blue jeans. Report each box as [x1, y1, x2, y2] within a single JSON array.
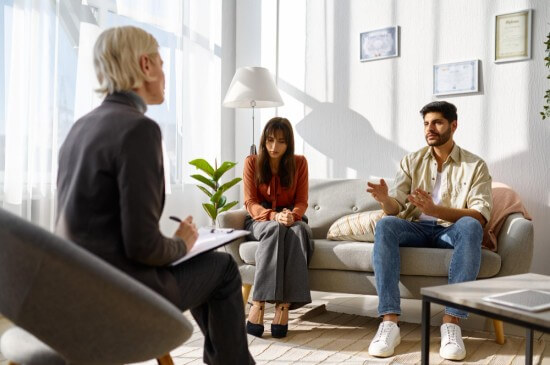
[[373, 216, 483, 319]]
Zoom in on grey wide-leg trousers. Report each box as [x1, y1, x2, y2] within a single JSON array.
[[245, 219, 314, 310]]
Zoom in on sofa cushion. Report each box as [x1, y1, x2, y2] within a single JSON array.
[[327, 209, 385, 241], [306, 179, 383, 239], [239, 239, 501, 278]]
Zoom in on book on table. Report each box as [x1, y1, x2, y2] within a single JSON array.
[[483, 289, 550, 312]]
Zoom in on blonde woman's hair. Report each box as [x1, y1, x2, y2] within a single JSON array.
[[93, 26, 159, 96]]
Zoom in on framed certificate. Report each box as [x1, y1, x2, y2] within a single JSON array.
[[495, 9, 532, 63], [360, 26, 399, 62], [433, 60, 479, 96]]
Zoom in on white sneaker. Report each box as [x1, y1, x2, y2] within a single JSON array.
[[440, 323, 466, 360], [368, 321, 401, 357]]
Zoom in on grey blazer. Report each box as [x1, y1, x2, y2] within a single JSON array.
[[56, 92, 186, 307]]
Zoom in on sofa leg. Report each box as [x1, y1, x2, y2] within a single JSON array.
[[493, 319, 505, 344], [242, 284, 252, 309], [157, 354, 174, 365]]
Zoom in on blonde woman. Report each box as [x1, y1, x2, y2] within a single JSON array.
[[56, 26, 254, 365]]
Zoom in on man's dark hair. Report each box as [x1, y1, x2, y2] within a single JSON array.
[[419, 101, 457, 122]]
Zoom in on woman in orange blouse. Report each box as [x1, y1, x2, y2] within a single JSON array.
[[243, 117, 313, 339]]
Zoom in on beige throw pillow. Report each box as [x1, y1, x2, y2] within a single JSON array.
[[326, 209, 386, 241]]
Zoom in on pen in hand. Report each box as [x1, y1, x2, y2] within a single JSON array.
[[169, 215, 182, 223], [170, 216, 198, 252], [171, 216, 234, 234]]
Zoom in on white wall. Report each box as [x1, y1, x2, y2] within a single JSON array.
[[233, 0, 550, 274]]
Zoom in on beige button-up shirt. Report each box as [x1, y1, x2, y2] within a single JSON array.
[[389, 144, 492, 226]]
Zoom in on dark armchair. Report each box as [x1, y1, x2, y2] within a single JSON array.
[[0, 208, 193, 365]]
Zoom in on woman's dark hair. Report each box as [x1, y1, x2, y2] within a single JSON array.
[[419, 101, 457, 122], [256, 117, 295, 188]]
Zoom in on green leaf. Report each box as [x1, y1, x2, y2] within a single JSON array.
[[202, 203, 217, 220], [218, 177, 242, 193], [189, 159, 215, 177], [212, 161, 237, 181], [190, 174, 216, 190], [210, 189, 223, 204], [219, 201, 239, 213], [196, 185, 213, 197], [218, 195, 227, 208]]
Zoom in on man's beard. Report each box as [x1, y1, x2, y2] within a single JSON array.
[[426, 127, 452, 146]]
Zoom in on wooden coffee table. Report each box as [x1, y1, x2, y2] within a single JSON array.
[[420, 273, 550, 365]]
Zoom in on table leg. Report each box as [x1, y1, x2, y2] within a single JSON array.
[[525, 328, 533, 365], [421, 297, 431, 365]]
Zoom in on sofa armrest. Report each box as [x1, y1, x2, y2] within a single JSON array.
[[218, 208, 248, 230], [495, 213, 534, 277], [217, 209, 248, 266]]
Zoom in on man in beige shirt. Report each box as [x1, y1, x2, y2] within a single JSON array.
[[366, 101, 492, 361]]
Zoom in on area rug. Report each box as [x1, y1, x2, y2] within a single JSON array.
[[137, 304, 547, 365]]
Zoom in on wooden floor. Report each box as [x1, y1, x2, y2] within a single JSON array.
[[1, 292, 549, 364]]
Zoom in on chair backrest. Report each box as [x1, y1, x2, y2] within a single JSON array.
[[0, 208, 192, 364]]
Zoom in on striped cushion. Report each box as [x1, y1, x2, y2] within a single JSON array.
[[326, 210, 385, 241]]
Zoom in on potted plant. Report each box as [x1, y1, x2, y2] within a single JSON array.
[[189, 158, 242, 226]]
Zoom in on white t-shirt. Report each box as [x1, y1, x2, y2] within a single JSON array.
[[418, 172, 442, 221]]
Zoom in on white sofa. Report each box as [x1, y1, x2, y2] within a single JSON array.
[[218, 179, 534, 343]]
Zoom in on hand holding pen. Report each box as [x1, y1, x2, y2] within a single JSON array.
[[170, 215, 198, 253]]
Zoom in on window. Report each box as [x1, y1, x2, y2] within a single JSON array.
[[0, 0, 222, 227]]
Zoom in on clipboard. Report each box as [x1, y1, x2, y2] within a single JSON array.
[[170, 227, 249, 266]]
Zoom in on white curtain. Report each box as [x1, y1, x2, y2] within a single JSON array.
[[108, 0, 222, 186], [0, 0, 222, 229], [2, 0, 57, 228]]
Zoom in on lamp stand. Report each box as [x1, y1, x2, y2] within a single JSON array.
[[250, 102, 257, 155]]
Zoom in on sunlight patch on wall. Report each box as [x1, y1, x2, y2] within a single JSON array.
[[485, 63, 530, 164], [277, 89, 306, 154], [303, 141, 329, 179], [304, 0, 330, 104], [277, 0, 306, 94], [260, 0, 277, 73], [346, 167, 358, 179]]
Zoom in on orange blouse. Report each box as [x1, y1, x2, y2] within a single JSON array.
[[243, 155, 308, 221]]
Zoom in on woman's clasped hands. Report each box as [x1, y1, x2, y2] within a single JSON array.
[[275, 208, 294, 227]]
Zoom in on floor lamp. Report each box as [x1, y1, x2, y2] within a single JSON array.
[[223, 67, 284, 155]]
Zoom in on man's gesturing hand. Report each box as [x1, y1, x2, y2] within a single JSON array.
[[367, 179, 389, 203], [407, 189, 437, 216]]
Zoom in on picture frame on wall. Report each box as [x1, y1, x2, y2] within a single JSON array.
[[494, 9, 532, 63], [360, 26, 399, 62], [433, 60, 479, 96]]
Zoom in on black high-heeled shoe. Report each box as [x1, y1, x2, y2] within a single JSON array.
[[271, 323, 288, 338], [246, 303, 264, 337], [271, 304, 289, 338]]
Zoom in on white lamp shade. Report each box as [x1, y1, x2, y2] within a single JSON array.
[[223, 67, 284, 108]]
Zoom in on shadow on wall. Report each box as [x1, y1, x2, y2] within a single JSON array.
[[488, 121, 550, 274], [295, 102, 407, 178]]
